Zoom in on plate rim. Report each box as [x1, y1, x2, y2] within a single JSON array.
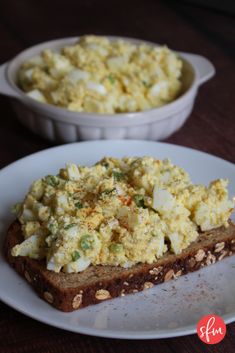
[[0, 288, 234, 340], [1, 139, 235, 175]]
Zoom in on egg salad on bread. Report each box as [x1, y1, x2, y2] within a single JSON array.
[[18, 35, 182, 113], [11, 157, 234, 273]]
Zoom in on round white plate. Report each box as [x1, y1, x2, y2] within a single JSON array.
[[0, 140, 235, 339]]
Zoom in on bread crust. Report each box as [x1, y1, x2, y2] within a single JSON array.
[[4, 220, 235, 312]]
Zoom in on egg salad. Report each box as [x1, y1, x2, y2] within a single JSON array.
[[11, 157, 234, 273], [18, 35, 182, 113]]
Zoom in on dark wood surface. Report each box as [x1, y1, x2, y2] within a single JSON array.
[[0, 1, 235, 352]]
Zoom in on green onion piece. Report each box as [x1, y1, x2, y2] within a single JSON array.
[[80, 235, 92, 250], [64, 223, 77, 230], [72, 250, 81, 261], [110, 243, 123, 253], [45, 175, 59, 187], [107, 74, 115, 84], [133, 194, 146, 208], [142, 80, 151, 88], [75, 201, 83, 209], [112, 171, 124, 181]]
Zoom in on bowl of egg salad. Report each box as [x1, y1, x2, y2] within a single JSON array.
[[0, 35, 215, 142]]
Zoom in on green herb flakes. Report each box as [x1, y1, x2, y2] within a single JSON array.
[[112, 171, 124, 181], [133, 194, 146, 208], [64, 223, 77, 230], [45, 175, 59, 187], [75, 201, 83, 209]]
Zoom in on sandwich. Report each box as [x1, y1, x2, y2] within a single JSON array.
[[4, 157, 235, 311]]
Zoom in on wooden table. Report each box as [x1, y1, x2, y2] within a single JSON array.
[[0, 1, 235, 352]]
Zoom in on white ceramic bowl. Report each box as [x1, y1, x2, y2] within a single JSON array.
[[0, 36, 215, 142]]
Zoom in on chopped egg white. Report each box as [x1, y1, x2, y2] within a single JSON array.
[[64, 257, 91, 273], [153, 186, 175, 212], [26, 89, 46, 103], [11, 234, 45, 259], [86, 82, 107, 95], [66, 163, 80, 180], [68, 69, 90, 83]]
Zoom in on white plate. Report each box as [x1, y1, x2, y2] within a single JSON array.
[[0, 140, 235, 340]]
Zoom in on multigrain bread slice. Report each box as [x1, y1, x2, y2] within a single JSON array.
[[4, 220, 235, 312]]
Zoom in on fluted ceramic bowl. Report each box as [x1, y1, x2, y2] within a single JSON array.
[[0, 36, 215, 142]]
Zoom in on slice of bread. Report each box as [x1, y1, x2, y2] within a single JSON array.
[[4, 220, 235, 312]]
